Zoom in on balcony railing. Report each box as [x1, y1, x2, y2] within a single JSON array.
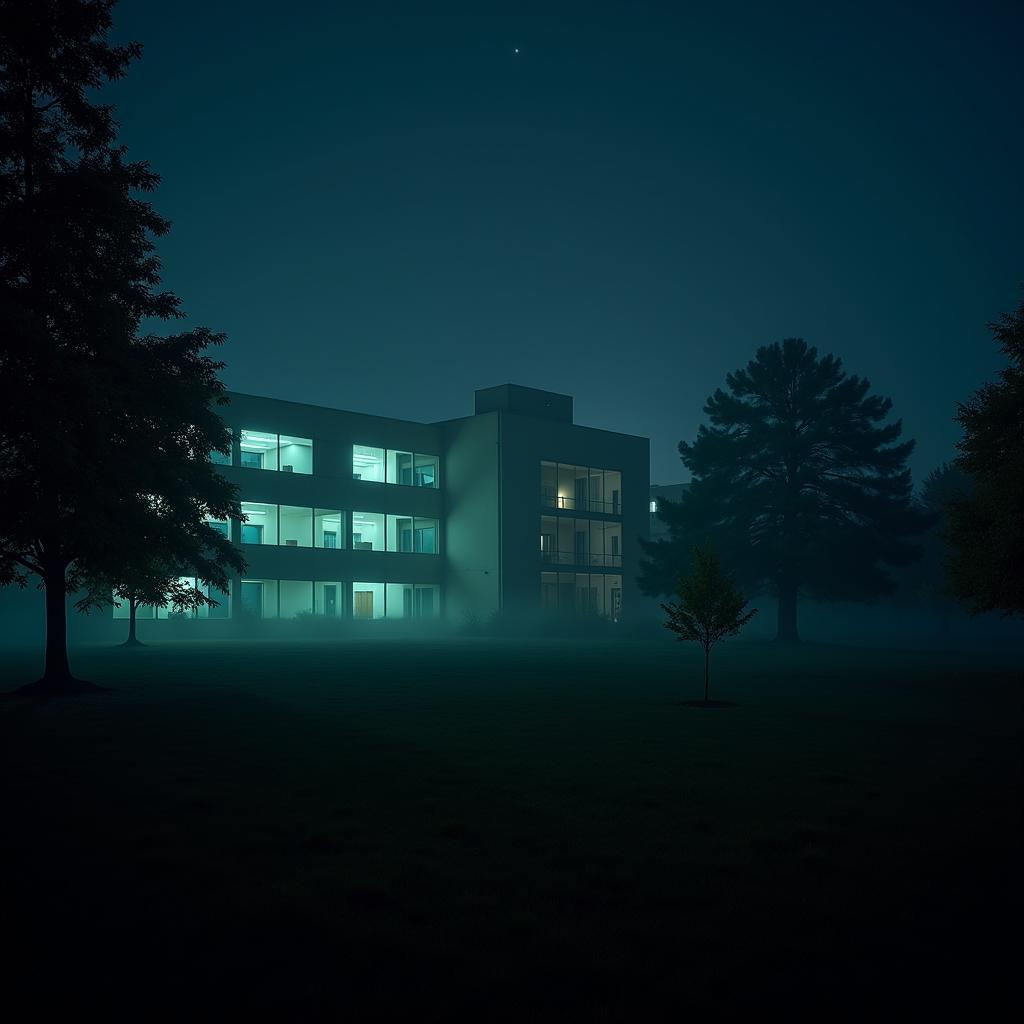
[[541, 550, 623, 568], [541, 490, 621, 516]]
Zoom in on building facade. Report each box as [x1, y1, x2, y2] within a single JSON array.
[[117, 385, 649, 627]]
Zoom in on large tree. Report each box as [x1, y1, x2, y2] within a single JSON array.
[[640, 339, 929, 642], [946, 292, 1024, 617], [0, 0, 241, 690]]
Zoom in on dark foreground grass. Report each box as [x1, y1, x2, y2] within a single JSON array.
[[2, 637, 1021, 1019]]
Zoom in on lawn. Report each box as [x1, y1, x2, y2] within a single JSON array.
[[2, 637, 1021, 1018]]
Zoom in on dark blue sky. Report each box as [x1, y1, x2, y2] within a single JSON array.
[[110, 0, 1022, 485]]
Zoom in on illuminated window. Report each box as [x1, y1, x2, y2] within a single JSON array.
[[278, 435, 313, 474], [351, 512, 384, 551], [385, 583, 440, 618], [357, 446, 440, 487], [649, 499, 658, 513], [385, 515, 439, 553], [239, 431, 313, 474], [541, 462, 623, 514], [315, 509, 344, 549], [240, 429, 279, 471], [315, 581, 343, 617], [279, 506, 313, 548], [353, 445, 385, 481], [386, 450, 414, 485], [240, 502, 277, 545], [414, 454, 439, 487]]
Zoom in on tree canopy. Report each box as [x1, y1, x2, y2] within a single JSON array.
[[0, 0, 242, 688], [640, 339, 929, 642], [946, 292, 1024, 617]]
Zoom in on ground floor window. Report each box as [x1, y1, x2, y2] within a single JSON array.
[[314, 581, 344, 616], [118, 577, 440, 622], [240, 579, 278, 618], [280, 580, 313, 617], [240, 579, 320, 619], [353, 582, 440, 619], [539, 572, 622, 620], [385, 583, 440, 619]]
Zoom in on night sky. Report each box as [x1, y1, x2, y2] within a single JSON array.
[[110, 0, 1022, 486]]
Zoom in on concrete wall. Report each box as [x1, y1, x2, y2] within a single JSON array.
[[439, 413, 501, 622]]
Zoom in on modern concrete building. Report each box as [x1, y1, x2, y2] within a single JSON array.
[[116, 384, 649, 627]]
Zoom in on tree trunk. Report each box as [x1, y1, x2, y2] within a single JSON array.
[[43, 566, 72, 683], [776, 581, 800, 643], [704, 646, 710, 702], [123, 598, 144, 647], [14, 564, 102, 695]]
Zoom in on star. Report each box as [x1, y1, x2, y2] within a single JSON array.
[[514, 48, 519, 54]]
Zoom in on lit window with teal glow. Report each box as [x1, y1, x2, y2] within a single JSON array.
[[240, 430, 312, 474], [240, 502, 277, 544], [315, 510, 344, 549], [353, 445, 385, 481], [385, 515, 439, 552], [354, 446, 439, 487], [351, 512, 384, 550]]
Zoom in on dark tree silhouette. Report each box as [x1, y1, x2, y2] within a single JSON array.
[[946, 293, 1024, 617], [889, 464, 968, 626], [640, 339, 929, 642], [662, 545, 756, 703], [0, 1, 241, 690], [77, 498, 242, 646], [83, 572, 206, 647]]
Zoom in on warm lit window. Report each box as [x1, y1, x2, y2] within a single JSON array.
[[540, 462, 622, 514]]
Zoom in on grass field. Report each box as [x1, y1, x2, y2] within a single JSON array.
[[2, 637, 1021, 1018]]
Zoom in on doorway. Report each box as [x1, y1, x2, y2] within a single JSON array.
[[354, 590, 374, 619]]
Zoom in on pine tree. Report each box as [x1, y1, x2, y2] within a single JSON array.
[[946, 292, 1024, 617], [0, 1, 242, 690], [640, 339, 929, 642]]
